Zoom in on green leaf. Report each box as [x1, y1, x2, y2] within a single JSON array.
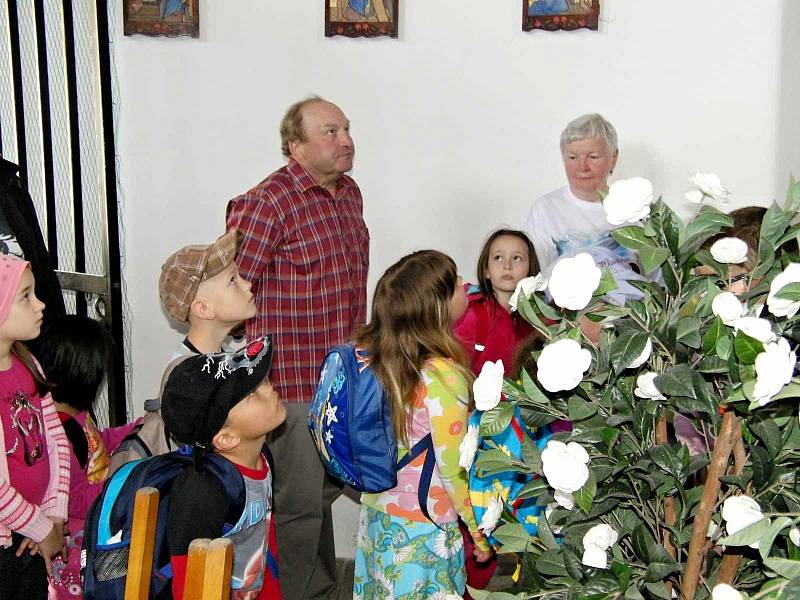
[[644, 581, 672, 599], [492, 522, 531, 553], [659, 201, 684, 255], [716, 335, 733, 361], [473, 447, 528, 477], [479, 402, 515, 437], [772, 382, 800, 402], [609, 331, 649, 373], [734, 331, 765, 365], [718, 517, 770, 546], [516, 477, 550, 500], [533, 291, 563, 321], [520, 432, 543, 474], [765, 558, 800, 580], [752, 237, 776, 279], [537, 511, 559, 550], [661, 260, 679, 295], [522, 369, 550, 404], [535, 548, 569, 576], [759, 516, 792, 560], [573, 470, 597, 514], [611, 560, 632, 592], [644, 544, 678, 582], [631, 523, 655, 562], [639, 247, 670, 274], [685, 205, 734, 239], [677, 317, 702, 349], [776, 282, 800, 301], [648, 444, 684, 479], [562, 547, 584, 582], [750, 444, 773, 489], [750, 416, 783, 459], [568, 396, 598, 422], [594, 268, 619, 297], [654, 364, 695, 398], [697, 356, 729, 373], [761, 202, 792, 247], [703, 317, 725, 355], [786, 173, 800, 213], [694, 249, 725, 277], [612, 226, 654, 250]]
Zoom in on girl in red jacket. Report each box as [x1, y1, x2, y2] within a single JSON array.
[[454, 229, 539, 375]]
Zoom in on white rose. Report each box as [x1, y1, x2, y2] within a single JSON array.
[[553, 490, 575, 510], [734, 317, 776, 344], [712, 292, 746, 326], [548, 253, 603, 311], [603, 177, 654, 225], [753, 337, 796, 407], [581, 523, 619, 569], [509, 273, 547, 312], [690, 171, 729, 202], [711, 584, 744, 600], [627, 337, 652, 369], [790, 527, 800, 547], [634, 372, 665, 400], [767, 263, 800, 318], [473, 359, 505, 411], [479, 494, 503, 535], [542, 440, 590, 494], [722, 495, 764, 549], [710, 237, 749, 264], [458, 424, 479, 470], [685, 188, 705, 204], [537, 339, 592, 393]]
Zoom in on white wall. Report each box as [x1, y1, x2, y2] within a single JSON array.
[[113, 0, 792, 557]]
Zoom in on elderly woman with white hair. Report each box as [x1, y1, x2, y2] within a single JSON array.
[[524, 113, 623, 272]]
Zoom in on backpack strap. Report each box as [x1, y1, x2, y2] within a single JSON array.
[[396, 433, 441, 528]]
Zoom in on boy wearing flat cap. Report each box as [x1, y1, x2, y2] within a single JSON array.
[[161, 337, 285, 600], [159, 229, 257, 356]]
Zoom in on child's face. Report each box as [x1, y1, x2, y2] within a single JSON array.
[[0, 269, 45, 343], [226, 379, 286, 440], [195, 262, 257, 325], [449, 275, 468, 322], [486, 235, 530, 297], [727, 265, 751, 297]]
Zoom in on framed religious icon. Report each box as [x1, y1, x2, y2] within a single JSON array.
[[523, 0, 599, 32], [326, 0, 399, 38], [123, 0, 200, 38]]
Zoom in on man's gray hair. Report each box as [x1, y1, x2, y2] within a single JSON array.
[[560, 113, 618, 155]]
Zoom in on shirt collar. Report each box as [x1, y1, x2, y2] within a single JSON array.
[[287, 160, 355, 196]]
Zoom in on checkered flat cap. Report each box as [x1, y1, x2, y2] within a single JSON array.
[[159, 229, 241, 322]]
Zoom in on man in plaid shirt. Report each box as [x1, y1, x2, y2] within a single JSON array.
[[226, 96, 369, 599]]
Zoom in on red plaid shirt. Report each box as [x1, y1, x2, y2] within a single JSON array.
[[226, 160, 369, 403]]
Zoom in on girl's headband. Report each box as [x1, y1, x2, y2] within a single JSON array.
[[0, 254, 31, 326]]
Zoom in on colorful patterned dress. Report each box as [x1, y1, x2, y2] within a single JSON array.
[[353, 358, 488, 599]]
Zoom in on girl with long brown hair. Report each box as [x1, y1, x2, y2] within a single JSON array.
[[352, 250, 491, 599]]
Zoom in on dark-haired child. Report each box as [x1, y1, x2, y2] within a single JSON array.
[[0, 254, 69, 600], [35, 315, 142, 599], [454, 229, 539, 375]]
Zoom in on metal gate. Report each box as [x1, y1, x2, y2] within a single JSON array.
[[0, 0, 128, 425]]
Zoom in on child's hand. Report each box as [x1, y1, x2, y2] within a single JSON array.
[[38, 521, 66, 576], [14, 537, 39, 557]]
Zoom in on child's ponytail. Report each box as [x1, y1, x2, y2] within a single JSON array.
[[11, 341, 52, 397]]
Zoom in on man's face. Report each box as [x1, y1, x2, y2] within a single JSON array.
[[562, 137, 618, 201], [290, 101, 355, 187]]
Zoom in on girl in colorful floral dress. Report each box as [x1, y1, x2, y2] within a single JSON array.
[[352, 250, 492, 599]]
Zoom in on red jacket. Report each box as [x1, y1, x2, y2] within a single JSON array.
[[453, 292, 533, 375]]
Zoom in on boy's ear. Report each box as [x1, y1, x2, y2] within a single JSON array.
[[212, 426, 240, 453], [189, 296, 215, 321]]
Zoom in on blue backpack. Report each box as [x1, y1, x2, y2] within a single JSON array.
[[308, 344, 436, 506], [82, 447, 245, 599]]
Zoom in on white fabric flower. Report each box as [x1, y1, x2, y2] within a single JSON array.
[[553, 490, 575, 510], [767, 263, 800, 318], [509, 273, 547, 312], [690, 171, 729, 202], [711, 584, 744, 600], [722, 495, 764, 549], [542, 440, 590, 494], [754, 337, 796, 407], [734, 316, 776, 344], [710, 237, 749, 264], [634, 372, 665, 400], [473, 359, 504, 411], [458, 424, 479, 470], [790, 527, 800, 547], [603, 177, 654, 225], [581, 524, 619, 569], [712, 292, 746, 326], [537, 339, 592, 392], [685, 188, 705, 204], [479, 494, 503, 535], [627, 337, 652, 369], [548, 253, 603, 311]]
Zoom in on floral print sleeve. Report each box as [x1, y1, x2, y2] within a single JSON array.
[[423, 359, 487, 548]]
